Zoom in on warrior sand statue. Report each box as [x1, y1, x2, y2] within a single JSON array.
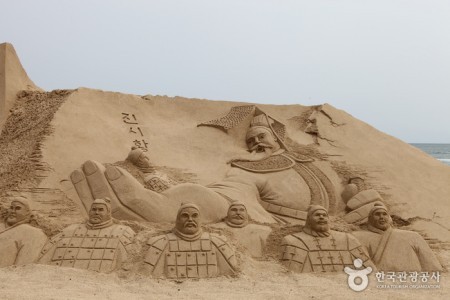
[[352, 203, 443, 271], [143, 203, 237, 278], [0, 197, 48, 267], [70, 106, 340, 225], [211, 202, 272, 258], [39, 198, 135, 273], [280, 205, 375, 273]]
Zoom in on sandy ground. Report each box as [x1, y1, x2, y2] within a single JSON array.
[[0, 259, 447, 300]]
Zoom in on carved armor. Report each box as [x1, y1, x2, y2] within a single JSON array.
[[144, 232, 237, 278], [39, 223, 135, 273], [280, 230, 373, 273]]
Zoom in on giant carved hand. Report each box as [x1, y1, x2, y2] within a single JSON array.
[[70, 160, 229, 223]]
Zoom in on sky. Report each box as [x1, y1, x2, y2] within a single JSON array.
[[1, 0, 449, 143]]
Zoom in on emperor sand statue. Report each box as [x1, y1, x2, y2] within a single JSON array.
[[280, 205, 375, 273], [39, 198, 135, 273], [143, 203, 237, 278], [70, 106, 341, 225], [0, 197, 48, 267], [352, 203, 443, 271]]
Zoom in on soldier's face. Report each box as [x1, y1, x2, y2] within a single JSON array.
[[89, 204, 110, 224], [6, 201, 30, 226], [246, 127, 281, 153], [227, 205, 248, 226], [176, 207, 200, 235], [308, 210, 330, 232], [137, 153, 151, 168], [369, 210, 390, 231]]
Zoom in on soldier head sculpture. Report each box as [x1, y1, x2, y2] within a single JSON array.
[[352, 203, 442, 271], [39, 196, 135, 273], [6, 197, 32, 227], [0, 196, 48, 268], [87, 198, 113, 228], [367, 203, 392, 231], [280, 204, 374, 273], [225, 202, 248, 228], [126, 146, 152, 171], [303, 205, 330, 237], [173, 203, 202, 240], [144, 202, 237, 278]]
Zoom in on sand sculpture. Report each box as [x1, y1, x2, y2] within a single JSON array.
[[69, 106, 356, 225], [352, 203, 443, 271], [0, 43, 448, 297], [341, 177, 385, 224], [224, 202, 249, 228], [39, 198, 135, 273], [144, 203, 237, 278], [280, 205, 375, 273], [211, 202, 272, 258], [126, 147, 178, 192], [0, 197, 48, 267]]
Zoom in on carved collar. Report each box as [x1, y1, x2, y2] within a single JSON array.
[[302, 226, 331, 237], [225, 218, 248, 228], [172, 227, 204, 241], [86, 218, 114, 230]]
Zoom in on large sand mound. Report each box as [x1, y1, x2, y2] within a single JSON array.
[[0, 42, 448, 299]]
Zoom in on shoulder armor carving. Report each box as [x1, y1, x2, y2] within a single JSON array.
[[144, 235, 169, 269], [210, 234, 237, 270]]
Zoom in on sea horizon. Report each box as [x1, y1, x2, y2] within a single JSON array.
[[410, 143, 450, 166]]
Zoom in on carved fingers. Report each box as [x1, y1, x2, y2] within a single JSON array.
[[70, 160, 146, 221]]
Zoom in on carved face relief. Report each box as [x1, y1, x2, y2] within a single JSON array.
[[136, 152, 151, 169], [6, 201, 30, 226], [227, 204, 248, 226], [308, 210, 330, 233], [245, 127, 280, 154], [89, 203, 110, 224], [369, 209, 390, 231], [176, 207, 200, 235]]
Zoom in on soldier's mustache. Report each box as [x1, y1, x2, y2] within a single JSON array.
[[232, 214, 245, 219], [184, 221, 197, 227]]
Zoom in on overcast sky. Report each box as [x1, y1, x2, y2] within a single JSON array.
[[2, 0, 449, 143]]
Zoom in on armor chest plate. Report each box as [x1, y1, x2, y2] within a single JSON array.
[[165, 233, 218, 279], [44, 224, 132, 273], [281, 232, 370, 273]]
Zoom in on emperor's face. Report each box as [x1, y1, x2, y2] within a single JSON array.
[[307, 210, 330, 233], [89, 203, 110, 224], [227, 204, 248, 226], [369, 209, 390, 231], [245, 127, 281, 154], [176, 207, 200, 235], [6, 201, 30, 226]]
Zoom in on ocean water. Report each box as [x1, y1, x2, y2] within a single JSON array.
[[410, 143, 450, 166]]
